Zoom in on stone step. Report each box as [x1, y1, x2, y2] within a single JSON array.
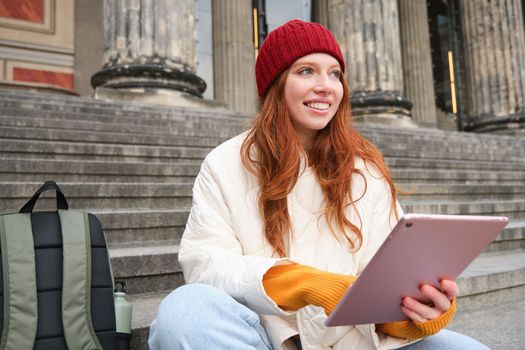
[[2, 157, 524, 186], [488, 220, 525, 253], [0, 208, 182, 247], [4, 101, 525, 163], [3, 88, 525, 147], [110, 219, 525, 293], [0, 89, 246, 122], [378, 146, 525, 163], [0, 124, 230, 148], [357, 122, 524, 145], [400, 198, 525, 218], [6, 181, 525, 211], [449, 299, 525, 350], [0, 109, 245, 140], [0, 113, 242, 139], [0, 158, 200, 182], [93, 208, 189, 246], [4, 180, 525, 246], [399, 183, 525, 200], [362, 135, 525, 154], [2, 135, 525, 170], [110, 230, 525, 297], [361, 127, 525, 148], [4, 120, 489, 155], [0, 139, 212, 162], [6, 182, 525, 212], [393, 169, 525, 184], [0, 89, 510, 141], [4, 193, 523, 248], [0, 182, 194, 210], [0, 90, 248, 122], [103, 208, 525, 250], [0, 107, 498, 148], [4, 113, 523, 160], [128, 292, 167, 350], [0, 102, 248, 130], [3, 89, 525, 151], [65, 209, 525, 297], [126, 248, 525, 349], [6, 128, 525, 167], [386, 156, 525, 172], [377, 138, 524, 162], [109, 244, 182, 295], [4, 123, 520, 169], [455, 249, 525, 312], [3, 114, 524, 162]]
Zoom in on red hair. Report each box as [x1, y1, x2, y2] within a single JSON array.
[[241, 70, 399, 257]]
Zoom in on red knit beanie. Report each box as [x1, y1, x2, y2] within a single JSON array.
[[255, 19, 345, 99]]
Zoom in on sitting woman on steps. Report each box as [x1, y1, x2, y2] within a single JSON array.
[[148, 19, 489, 350]]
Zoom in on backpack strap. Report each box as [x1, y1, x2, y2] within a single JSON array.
[[0, 214, 38, 349], [59, 210, 102, 350]]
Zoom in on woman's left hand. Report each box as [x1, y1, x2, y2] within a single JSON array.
[[401, 279, 458, 323]]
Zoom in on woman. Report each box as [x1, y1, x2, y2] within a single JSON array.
[[148, 20, 488, 350]]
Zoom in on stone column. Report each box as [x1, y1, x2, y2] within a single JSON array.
[[91, 0, 206, 106], [459, 0, 525, 132], [328, 0, 415, 127], [311, 0, 330, 26], [399, 0, 437, 128], [212, 0, 257, 114]]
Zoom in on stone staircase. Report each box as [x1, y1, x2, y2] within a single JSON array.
[[1, 88, 524, 349]]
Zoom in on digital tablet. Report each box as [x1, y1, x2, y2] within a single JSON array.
[[325, 213, 508, 327]]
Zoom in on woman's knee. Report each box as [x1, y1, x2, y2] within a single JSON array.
[[149, 284, 228, 349], [149, 284, 271, 350], [154, 284, 230, 326], [159, 284, 220, 308]]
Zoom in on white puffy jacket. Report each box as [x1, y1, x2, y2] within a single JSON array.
[[179, 133, 418, 350]]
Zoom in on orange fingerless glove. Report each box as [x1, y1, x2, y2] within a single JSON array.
[[376, 298, 457, 339], [263, 263, 455, 340], [262, 263, 356, 315]]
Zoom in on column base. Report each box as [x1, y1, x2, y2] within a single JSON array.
[[94, 86, 228, 110], [351, 91, 417, 128], [353, 114, 418, 128], [463, 113, 525, 133], [91, 62, 206, 97]]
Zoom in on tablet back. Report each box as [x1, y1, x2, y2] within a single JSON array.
[[325, 214, 508, 326]]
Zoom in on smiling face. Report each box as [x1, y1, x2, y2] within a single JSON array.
[[284, 53, 344, 148]]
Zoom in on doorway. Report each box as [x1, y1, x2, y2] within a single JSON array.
[[427, 0, 464, 130]]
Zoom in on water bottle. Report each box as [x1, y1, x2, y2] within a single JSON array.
[[115, 282, 132, 349]]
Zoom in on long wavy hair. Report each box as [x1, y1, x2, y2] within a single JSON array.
[[241, 69, 399, 257]]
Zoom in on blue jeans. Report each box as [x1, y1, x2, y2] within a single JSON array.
[[148, 284, 490, 350], [149, 284, 272, 350], [400, 329, 490, 349]]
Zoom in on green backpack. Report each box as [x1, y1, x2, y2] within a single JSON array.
[[0, 181, 122, 349]]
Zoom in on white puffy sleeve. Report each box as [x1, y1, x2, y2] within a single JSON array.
[[178, 159, 291, 316]]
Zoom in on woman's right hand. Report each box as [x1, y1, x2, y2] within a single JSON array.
[[401, 279, 458, 323]]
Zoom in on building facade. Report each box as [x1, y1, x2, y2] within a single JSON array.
[[1, 0, 525, 133]]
